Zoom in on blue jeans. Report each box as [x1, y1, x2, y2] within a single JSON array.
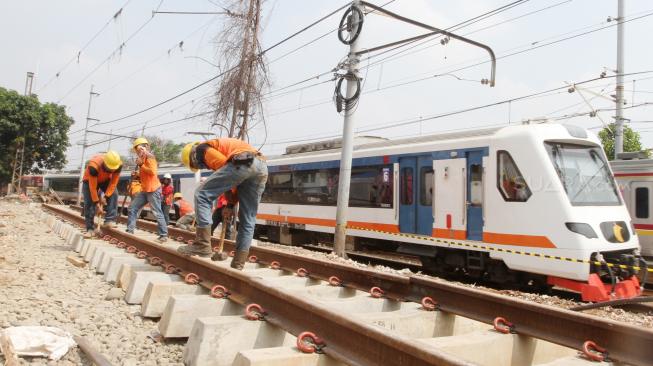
[[127, 188, 168, 237], [82, 181, 118, 231], [195, 158, 268, 252]]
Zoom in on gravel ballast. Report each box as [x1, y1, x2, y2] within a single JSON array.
[[0, 201, 183, 365]]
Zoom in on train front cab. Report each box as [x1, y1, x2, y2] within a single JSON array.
[[397, 125, 644, 302]]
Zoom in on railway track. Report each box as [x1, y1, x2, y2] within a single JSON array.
[[44, 204, 653, 366]]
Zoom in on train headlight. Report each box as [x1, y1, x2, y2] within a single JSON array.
[[565, 223, 598, 239]]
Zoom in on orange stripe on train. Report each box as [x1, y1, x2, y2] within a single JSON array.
[[256, 214, 556, 248]]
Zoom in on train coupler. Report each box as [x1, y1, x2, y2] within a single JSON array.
[[547, 274, 640, 302]]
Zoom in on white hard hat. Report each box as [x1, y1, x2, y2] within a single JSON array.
[[163, 173, 172, 179]]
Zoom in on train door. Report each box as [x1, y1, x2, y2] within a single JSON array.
[[434, 158, 466, 238], [399, 156, 434, 235], [466, 151, 484, 241]]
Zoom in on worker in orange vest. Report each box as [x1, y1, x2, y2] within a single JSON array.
[[126, 137, 168, 242], [178, 138, 267, 269], [173, 192, 195, 230], [161, 173, 174, 226], [81, 151, 122, 238]]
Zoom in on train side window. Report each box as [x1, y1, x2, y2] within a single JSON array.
[[420, 167, 434, 206], [636, 187, 649, 218], [401, 168, 414, 205], [470, 164, 482, 206], [497, 151, 531, 202]]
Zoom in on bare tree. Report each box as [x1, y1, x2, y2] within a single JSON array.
[[211, 0, 270, 141]]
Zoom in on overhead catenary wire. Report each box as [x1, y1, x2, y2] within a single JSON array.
[[37, 0, 133, 93], [56, 0, 166, 103]]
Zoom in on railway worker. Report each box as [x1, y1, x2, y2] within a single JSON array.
[[161, 173, 174, 226], [173, 193, 196, 230], [126, 137, 168, 243], [211, 192, 236, 239], [81, 151, 123, 238], [177, 138, 267, 270]]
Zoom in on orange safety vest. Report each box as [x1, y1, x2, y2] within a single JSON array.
[[175, 199, 194, 217], [200, 138, 259, 171], [82, 154, 121, 202], [138, 156, 161, 193]]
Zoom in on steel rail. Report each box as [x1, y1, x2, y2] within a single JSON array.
[[49, 204, 653, 365]]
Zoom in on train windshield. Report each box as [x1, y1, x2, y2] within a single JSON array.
[[544, 142, 620, 206]]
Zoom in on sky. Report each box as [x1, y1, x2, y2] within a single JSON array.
[[1, 0, 653, 171]]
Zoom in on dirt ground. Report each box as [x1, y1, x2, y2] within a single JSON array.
[[0, 201, 184, 365]]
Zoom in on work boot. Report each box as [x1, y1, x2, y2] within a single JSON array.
[[230, 250, 249, 270], [177, 226, 212, 257], [83, 230, 94, 239], [102, 221, 118, 228]]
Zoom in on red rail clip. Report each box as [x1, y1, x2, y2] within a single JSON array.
[[185, 273, 200, 284], [328, 276, 342, 287], [210, 285, 229, 299], [149, 257, 162, 266], [583, 340, 608, 362], [248, 255, 258, 263], [493, 317, 515, 334], [245, 303, 266, 321], [270, 261, 281, 269], [186, 240, 194, 245], [110, 238, 119, 245], [103, 235, 111, 241], [370, 287, 385, 298], [126, 246, 137, 254], [296, 268, 309, 277], [164, 264, 177, 274], [296, 331, 325, 354], [421, 296, 438, 311], [228, 251, 235, 257], [117, 241, 127, 249], [136, 251, 148, 259], [177, 236, 184, 242]]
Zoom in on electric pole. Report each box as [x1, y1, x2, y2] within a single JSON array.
[[76, 85, 100, 205], [237, 0, 261, 140], [614, 0, 625, 159], [333, 0, 363, 257], [7, 72, 35, 195]]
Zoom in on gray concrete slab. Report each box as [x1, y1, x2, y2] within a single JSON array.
[[183, 316, 295, 366], [90, 247, 125, 270], [257, 276, 322, 289], [69, 232, 82, 249], [103, 257, 147, 283], [233, 347, 347, 366], [124, 272, 181, 304], [357, 310, 486, 338], [83, 241, 112, 262], [287, 283, 361, 299], [158, 295, 244, 338], [118, 263, 162, 289], [315, 296, 419, 313], [141, 282, 207, 318], [97, 252, 133, 274]]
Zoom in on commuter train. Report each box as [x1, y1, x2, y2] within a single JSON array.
[[40, 124, 645, 301], [611, 153, 653, 259]]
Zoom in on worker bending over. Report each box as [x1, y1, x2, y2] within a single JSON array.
[[211, 192, 235, 239], [126, 137, 168, 242], [81, 151, 122, 238], [178, 138, 267, 269], [173, 193, 195, 230]]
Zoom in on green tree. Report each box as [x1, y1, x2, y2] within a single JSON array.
[[135, 135, 187, 163], [598, 123, 646, 160], [0, 87, 73, 185]]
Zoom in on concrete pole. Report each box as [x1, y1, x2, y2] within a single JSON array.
[[76, 85, 98, 205], [614, 0, 625, 159], [334, 1, 362, 257]]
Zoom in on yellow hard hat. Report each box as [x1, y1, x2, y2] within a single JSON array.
[[133, 137, 149, 151], [103, 150, 122, 170], [181, 142, 200, 172], [173, 192, 183, 199]]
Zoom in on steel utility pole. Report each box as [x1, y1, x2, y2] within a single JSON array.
[[8, 72, 35, 195], [614, 0, 625, 158], [333, 0, 363, 257], [76, 85, 100, 205]]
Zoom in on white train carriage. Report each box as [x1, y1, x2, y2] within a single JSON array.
[[256, 124, 644, 302], [611, 153, 653, 258]]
